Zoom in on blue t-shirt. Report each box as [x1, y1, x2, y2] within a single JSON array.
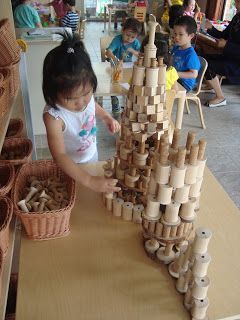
[[171, 45, 200, 91], [107, 34, 141, 62], [14, 4, 41, 28]]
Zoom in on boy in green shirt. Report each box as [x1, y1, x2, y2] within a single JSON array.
[[14, 0, 42, 28]]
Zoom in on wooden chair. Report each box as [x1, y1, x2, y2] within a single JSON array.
[[133, 5, 147, 35], [185, 56, 207, 129], [100, 36, 114, 62]]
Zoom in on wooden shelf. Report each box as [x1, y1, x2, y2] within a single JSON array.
[[0, 217, 17, 320]]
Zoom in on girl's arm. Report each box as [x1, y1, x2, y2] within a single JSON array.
[[95, 102, 120, 133], [43, 112, 120, 193], [177, 69, 198, 79]]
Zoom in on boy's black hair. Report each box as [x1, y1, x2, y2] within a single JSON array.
[[63, 0, 76, 6], [169, 5, 184, 29], [42, 32, 97, 108], [174, 15, 197, 34], [141, 34, 170, 66], [122, 18, 142, 34]]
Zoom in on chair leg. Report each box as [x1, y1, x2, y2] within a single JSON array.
[[196, 97, 206, 129], [185, 99, 190, 114]]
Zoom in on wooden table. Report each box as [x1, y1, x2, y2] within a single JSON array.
[[16, 163, 240, 320], [93, 62, 186, 129]]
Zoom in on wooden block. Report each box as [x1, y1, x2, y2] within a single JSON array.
[[129, 110, 137, 121], [157, 119, 169, 130], [144, 104, 156, 115], [137, 95, 148, 106], [150, 112, 164, 122], [144, 86, 157, 96], [133, 132, 148, 143], [133, 104, 144, 113], [149, 95, 161, 105], [157, 85, 165, 95], [124, 117, 130, 126], [147, 122, 157, 133], [126, 99, 133, 109], [133, 85, 145, 96], [155, 103, 164, 113], [138, 113, 148, 123], [131, 122, 142, 132], [160, 93, 167, 103]]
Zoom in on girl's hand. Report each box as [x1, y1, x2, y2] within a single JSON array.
[[217, 38, 227, 48], [205, 19, 213, 30], [104, 116, 121, 134], [88, 176, 121, 193]]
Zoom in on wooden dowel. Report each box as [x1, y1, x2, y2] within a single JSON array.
[[198, 139, 207, 160], [186, 131, 196, 151], [189, 144, 199, 166], [176, 147, 186, 169]]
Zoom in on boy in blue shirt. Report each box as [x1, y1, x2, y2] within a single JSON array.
[[171, 15, 200, 91], [106, 18, 142, 114]]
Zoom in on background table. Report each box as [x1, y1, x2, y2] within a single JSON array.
[[16, 163, 240, 320]]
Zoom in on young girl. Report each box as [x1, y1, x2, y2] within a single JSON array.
[[43, 32, 121, 194], [183, 0, 200, 21]]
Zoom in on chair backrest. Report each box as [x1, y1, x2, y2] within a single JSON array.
[[134, 6, 147, 22], [193, 56, 208, 96], [100, 36, 114, 62]]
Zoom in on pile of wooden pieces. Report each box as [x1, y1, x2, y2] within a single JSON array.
[[17, 176, 69, 213], [143, 130, 207, 263], [102, 18, 171, 222]]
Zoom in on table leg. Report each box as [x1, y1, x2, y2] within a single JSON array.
[[109, 8, 112, 32], [175, 91, 186, 130], [103, 5, 106, 32]]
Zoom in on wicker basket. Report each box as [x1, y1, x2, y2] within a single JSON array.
[[0, 164, 15, 196], [0, 68, 11, 116], [0, 248, 3, 297], [8, 59, 20, 98], [0, 196, 13, 257], [0, 138, 33, 166], [6, 118, 24, 138], [12, 160, 76, 240], [0, 19, 21, 66]]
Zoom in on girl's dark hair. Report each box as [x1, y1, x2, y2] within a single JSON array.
[[169, 5, 184, 29], [122, 17, 142, 34], [42, 32, 97, 108], [174, 15, 197, 34]]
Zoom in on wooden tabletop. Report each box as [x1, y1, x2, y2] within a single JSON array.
[[15, 162, 240, 320]]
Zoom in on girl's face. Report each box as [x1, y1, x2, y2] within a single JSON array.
[[57, 84, 93, 112], [122, 29, 138, 44], [186, 0, 195, 12]]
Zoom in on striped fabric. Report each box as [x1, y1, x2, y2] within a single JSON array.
[[62, 11, 79, 32]]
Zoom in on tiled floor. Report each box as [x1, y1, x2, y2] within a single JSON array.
[[37, 22, 240, 208]]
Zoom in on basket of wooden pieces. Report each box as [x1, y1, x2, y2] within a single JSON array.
[[12, 160, 76, 240]]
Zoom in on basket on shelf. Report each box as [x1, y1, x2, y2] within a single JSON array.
[[0, 164, 15, 196], [0, 19, 21, 67], [12, 160, 76, 240], [0, 68, 11, 117], [0, 196, 13, 257], [6, 118, 24, 138], [8, 59, 20, 98], [0, 137, 33, 166]]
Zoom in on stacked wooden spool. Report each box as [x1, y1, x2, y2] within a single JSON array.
[[143, 130, 207, 264], [169, 227, 212, 320], [102, 18, 171, 222]]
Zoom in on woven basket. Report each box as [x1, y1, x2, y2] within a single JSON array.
[[0, 138, 33, 166], [0, 68, 11, 116], [6, 118, 24, 138], [8, 59, 20, 98], [0, 19, 21, 66], [0, 196, 13, 257], [12, 160, 76, 240], [0, 164, 15, 196], [0, 248, 3, 297]]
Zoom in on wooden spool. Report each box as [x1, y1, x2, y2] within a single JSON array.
[[145, 239, 160, 255], [122, 201, 134, 221], [189, 177, 203, 197], [145, 194, 161, 220], [192, 276, 210, 300], [193, 227, 212, 254], [158, 57, 167, 85], [133, 204, 144, 223], [112, 198, 124, 217], [174, 184, 190, 203], [191, 297, 209, 319], [180, 198, 197, 221], [155, 162, 171, 185], [164, 200, 180, 224], [156, 184, 172, 204], [192, 252, 211, 278]]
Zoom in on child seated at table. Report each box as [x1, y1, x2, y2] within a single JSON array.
[[14, 0, 42, 28], [171, 15, 200, 91], [61, 0, 79, 32], [43, 0, 67, 19], [106, 17, 142, 114]]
